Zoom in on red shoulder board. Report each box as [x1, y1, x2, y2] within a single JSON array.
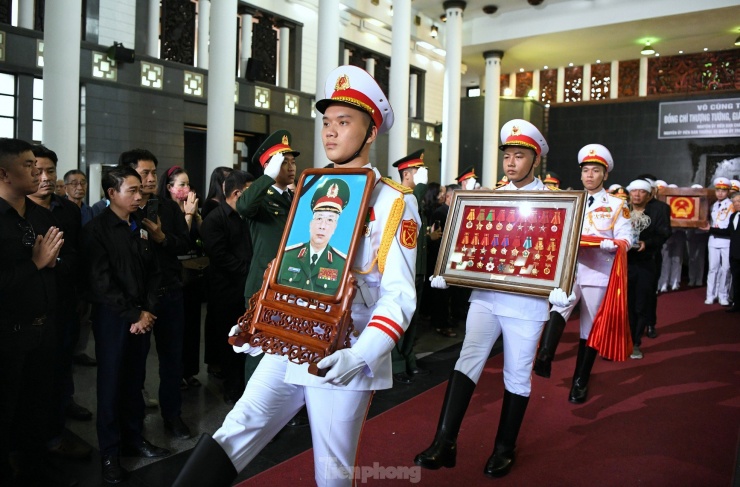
[[400, 219, 418, 249]]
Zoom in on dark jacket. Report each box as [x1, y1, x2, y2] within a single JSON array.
[[201, 201, 252, 306], [628, 198, 672, 263], [710, 211, 740, 259], [137, 197, 191, 290], [81, 208, 161, 323], [0, 197, 58, 324]]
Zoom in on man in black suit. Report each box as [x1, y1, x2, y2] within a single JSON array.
[[704, 192, 740, 312]]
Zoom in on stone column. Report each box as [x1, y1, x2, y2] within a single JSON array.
[[42, 0, 82, 177], [639, 57, 648, 96], [18, 0, 34, 29], [365, 57, 375, 77], [610, 60, 619, 99], [197, 0, 210, 69], [314, 0, 340, 168], [556, 67, 565, 103], [387, 0, 411, 177], [409, 74, 418, 119], [582, 63, 591, 101], [278, 25, 290, 88], [205, 0, 237, 184], [482, 50, 503, 188], [147, 0, 159, 57], [532, 69, 540, 100], [440, 1, 465, 186], [508, 73, 516, 95]]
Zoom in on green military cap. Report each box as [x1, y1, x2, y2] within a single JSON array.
[[543, 171, 560, 187], [456, 166, 477, 184], [253, 129, 300, 167], [311, 178, 350, 214], [392, 149, 425, 173]]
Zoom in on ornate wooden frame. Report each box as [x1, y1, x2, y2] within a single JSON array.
[[229, 168, 376, 375], [434, 190, 586, 297], [656, 187, 716, 228]]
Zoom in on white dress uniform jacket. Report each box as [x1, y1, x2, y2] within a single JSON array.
[[709, 198, 732, 249], [578, 189, 632, 287], [285, 166, 420, 391]]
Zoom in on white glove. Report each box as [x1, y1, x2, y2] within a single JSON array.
[[599, 239, 617, 252], [317, 348, 366, 386], [413, 167, 428, 186], [549, 288, 576, 307], [464, 178, 477, 190], [430, 275, 449, 289], [264, 152, 284, 180], [229, 324, 263, 356]]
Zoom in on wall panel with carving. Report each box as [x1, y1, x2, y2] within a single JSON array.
[[564, 66, 582, 103], [515, 71, 532, 98], [590, 63, 611, 100], [251, 14, 277, 85], [648, 49, 740, 95], [618, 60, 639, 98], [539, 69, 557, 105], [161, 0, 195, 65]]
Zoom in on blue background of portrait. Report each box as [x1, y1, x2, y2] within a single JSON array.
[[284, 173, 368, 255]]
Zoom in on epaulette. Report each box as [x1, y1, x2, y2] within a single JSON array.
[[381, 177, 412, 194], [331, 246, 347, 260], [285, 242, 305, 252]]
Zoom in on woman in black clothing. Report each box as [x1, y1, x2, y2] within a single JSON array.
[[201, 166, 233, 220]]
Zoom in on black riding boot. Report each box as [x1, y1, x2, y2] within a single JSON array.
[[172, 434, 237, 487], [414, 371, 476, 470], [483, 390, 530, 478], [568, 339, 598, 404], [533, 311, 566, 378]]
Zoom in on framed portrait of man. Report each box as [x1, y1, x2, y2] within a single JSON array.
[[274, 168, 375, 300]]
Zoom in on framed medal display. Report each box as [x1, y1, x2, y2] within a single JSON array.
[[229, 168, 376, 375], [656, 187, 716, 228], [434, 190, 587, 297]]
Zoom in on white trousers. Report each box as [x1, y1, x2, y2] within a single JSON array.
[[454, 302, 544, 396], [213, 354, 372, 487], [706, 246, 730, 301], [552, 283, 606, 340]]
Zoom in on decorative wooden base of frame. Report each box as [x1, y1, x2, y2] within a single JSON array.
[[228, 261, 356, 377]]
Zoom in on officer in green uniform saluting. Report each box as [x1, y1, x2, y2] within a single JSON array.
[[278, 178, 349, 295]]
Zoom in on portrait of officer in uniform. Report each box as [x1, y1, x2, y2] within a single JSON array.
[[278, 177, 350, 295]]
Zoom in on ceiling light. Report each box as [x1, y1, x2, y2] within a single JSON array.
[[735, 36, 740, 46], [440, 13, 447, 22], [430, 25, 438, 38], [640, 41, 655, 55], [679, 50, 684, 54]]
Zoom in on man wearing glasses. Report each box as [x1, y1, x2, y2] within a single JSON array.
[[0, 138, 67, 486], [63, 169, 94, 226]]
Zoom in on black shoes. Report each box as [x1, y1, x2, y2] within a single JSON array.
[[568, 377, 589, 404], [121, 438, 171, 458], [483, 448, 515, 478], [164, 416, 192, 439], [101, 455, 127, 484], [65, 400, 93, 421], [393, 372, 414, 384], [414, 438, 457, 469], [409, 366, 430, 376], [646, 326, 658, 338]]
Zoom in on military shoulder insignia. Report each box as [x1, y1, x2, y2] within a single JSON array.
[[267, 189, 275, 195], [622, 206, 630, 219], [331, 246, 347, 260], [285, 242, 305, 251], [400, 219, 418, 249], [381, 177, 412, 194]]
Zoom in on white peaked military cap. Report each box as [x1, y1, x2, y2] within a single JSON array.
[[499, 119, 549, 156], [578, 144, 614, 172], [713, 177, 730, 190], [315, 65, 394, 135]]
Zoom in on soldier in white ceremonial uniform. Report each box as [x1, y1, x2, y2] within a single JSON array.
[[686, 183, 709, 287], [173, 66, 419, 487], [706, 177, 733, 306], [415, 120, 575, 479], [532, 144, 632, 404]]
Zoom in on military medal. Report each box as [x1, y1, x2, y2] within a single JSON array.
[[546, 252, 555, 261], [547, 238, 557, 251], [486, 209, 494, 230], [466, 208, 476, 228], [496, 221, 503, 230], [535, 238, 544, 250]]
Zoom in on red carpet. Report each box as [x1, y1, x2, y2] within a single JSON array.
[[238, 286, 740, 486]]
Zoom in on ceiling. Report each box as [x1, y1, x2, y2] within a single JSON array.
[[407, 0, 740, 86]]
